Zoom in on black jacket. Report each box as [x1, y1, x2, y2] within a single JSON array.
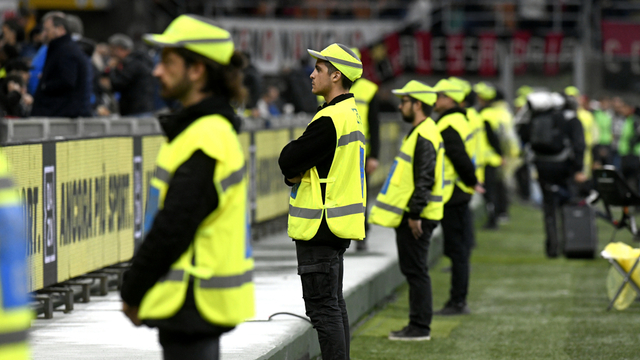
[[437, 107, 478, 206], [109, 50, 155, 116], [31, 34, 91, 117], [367, 94, 381, 159], [518, 109, 585, 174], [278, 93, 354, 247], [406, 124, 437, 219], [121, 97, 240, 334]]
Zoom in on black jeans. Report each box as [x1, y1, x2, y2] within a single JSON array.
[[441, 202, 473, 305], [159, 330, 220, 360], [484, 165, 498, 226], [395, 217, 439, 330], [295, 241, 350, 360], [535, 160, 572, 257]]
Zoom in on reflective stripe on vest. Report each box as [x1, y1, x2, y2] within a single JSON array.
[[369, 118, 446, 227], [288, 96, 366, 240], [0, 177, 14, 190], [0, 329, 28, 345], [160, 269, 253, 289], [138, 114, 254, 327]]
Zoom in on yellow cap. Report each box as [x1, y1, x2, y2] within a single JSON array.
[[308, 43, 363, 81], [517, 85, 533, 98], [473, 82, 497, 101], [448, 77, 472, 96], [392, 80, 437, 106], [350, 47, 361, 61], [433, 79, 465, 103], [564, 86, 580, 97], [143, 14, 234, 65], [514, 96, 527, 108]]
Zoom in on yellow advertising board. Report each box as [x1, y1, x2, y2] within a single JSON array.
[[3, 144, 44, 292], [254, 129, 290, 222]]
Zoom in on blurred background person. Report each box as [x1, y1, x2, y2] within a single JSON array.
[[101, 33, 154, 117], [31, 12, 91, 117], [257, 84, 282, 118], [592, 96, 614, 168], [242, 51, 262, 118]]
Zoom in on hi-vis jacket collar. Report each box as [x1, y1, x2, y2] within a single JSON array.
[[392, 80, 437, 106], [433, 79, 465, 103], [143, 14, 234, 65], [308, 43, 363, 81]]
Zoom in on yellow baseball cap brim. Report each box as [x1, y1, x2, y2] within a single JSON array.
[[308, 43, 363, 81], [564, 86, 580, 97], [392, 80, 437, 106], [143, 14, 234, 65], [433, 79, 465, 103]]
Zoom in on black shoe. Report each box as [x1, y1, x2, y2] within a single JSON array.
[[434, 302, 470, 316], [388, 325, 431, 341]]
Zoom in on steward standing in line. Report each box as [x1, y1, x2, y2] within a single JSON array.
[[120, 15, 254, 360], [349, 48, 380, 252], [432, 79, 483, 316], [370, 80, 445, 341], [278, 43, 366, 360], [473, 82, 504, 229], [0, 150, 31, 360]]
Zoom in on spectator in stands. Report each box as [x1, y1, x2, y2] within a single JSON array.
[[31, 12, 91, 117], [1, 73, 32, 117], [1, 19, 25, 60], [242, 51, 262, 117], [28, 11, 65, 95], [101, 34, 155, 116], [256, 85, 282, 118], [21, 25, 43, 59], [281, 58, 318, 113]]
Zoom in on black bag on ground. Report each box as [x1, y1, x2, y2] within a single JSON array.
[[562, 205, 597, 259], [529, 110, 567, 155]]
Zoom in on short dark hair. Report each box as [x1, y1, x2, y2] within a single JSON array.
[[43, 13, 69, 33], [411, 98, 433, 117], [324, 61, 354, 91], [172, 47, 247, 104]]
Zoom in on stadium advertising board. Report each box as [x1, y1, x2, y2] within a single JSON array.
[[602, 21, 640, 91]]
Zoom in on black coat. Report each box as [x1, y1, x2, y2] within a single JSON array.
[[31, 34, 92, 118], [109, 50, 155, 116]]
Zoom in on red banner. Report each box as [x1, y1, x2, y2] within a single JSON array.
[[478, 32, 497, 77], [414, 31, 432, 75], [359, 47, 380, 84], [383, 33, 403, 77], [602, 21, 640, 57], [447, 34, 465, 76], [512, 30, 531, 75], [544, 32, 563, 76]]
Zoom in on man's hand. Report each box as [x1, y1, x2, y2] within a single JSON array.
[[365, 158, 379, 175], [474, 183, 486, 194], [287, 175, 302, 184], [574, 172, 587, 183], [122, 302, 142, 326], [408, 218, 423, 239]]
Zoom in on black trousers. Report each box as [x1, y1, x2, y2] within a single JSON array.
[[159, 330, 220, 360], [395, 217, 439, 330], [441, 202, 473, 305], [483, 165, 498, 226], [535, 160, 572, 257], [295, 241, 350, 360]]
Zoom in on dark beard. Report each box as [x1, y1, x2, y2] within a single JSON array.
[[160, 73, 191, 100], [401, 112, 414, 123]]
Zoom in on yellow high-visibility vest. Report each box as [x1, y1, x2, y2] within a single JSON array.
[[0, 152, 32, 360], [369, 117, 445, 228], [479, 106, 503, 167], [466, 107, 486, 183], [350, 78, 378, 157], [436, 111, 475, 201], [577, 107, 595, 176], [288, 96, 366, 240], [138, 114, 254, 327]]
